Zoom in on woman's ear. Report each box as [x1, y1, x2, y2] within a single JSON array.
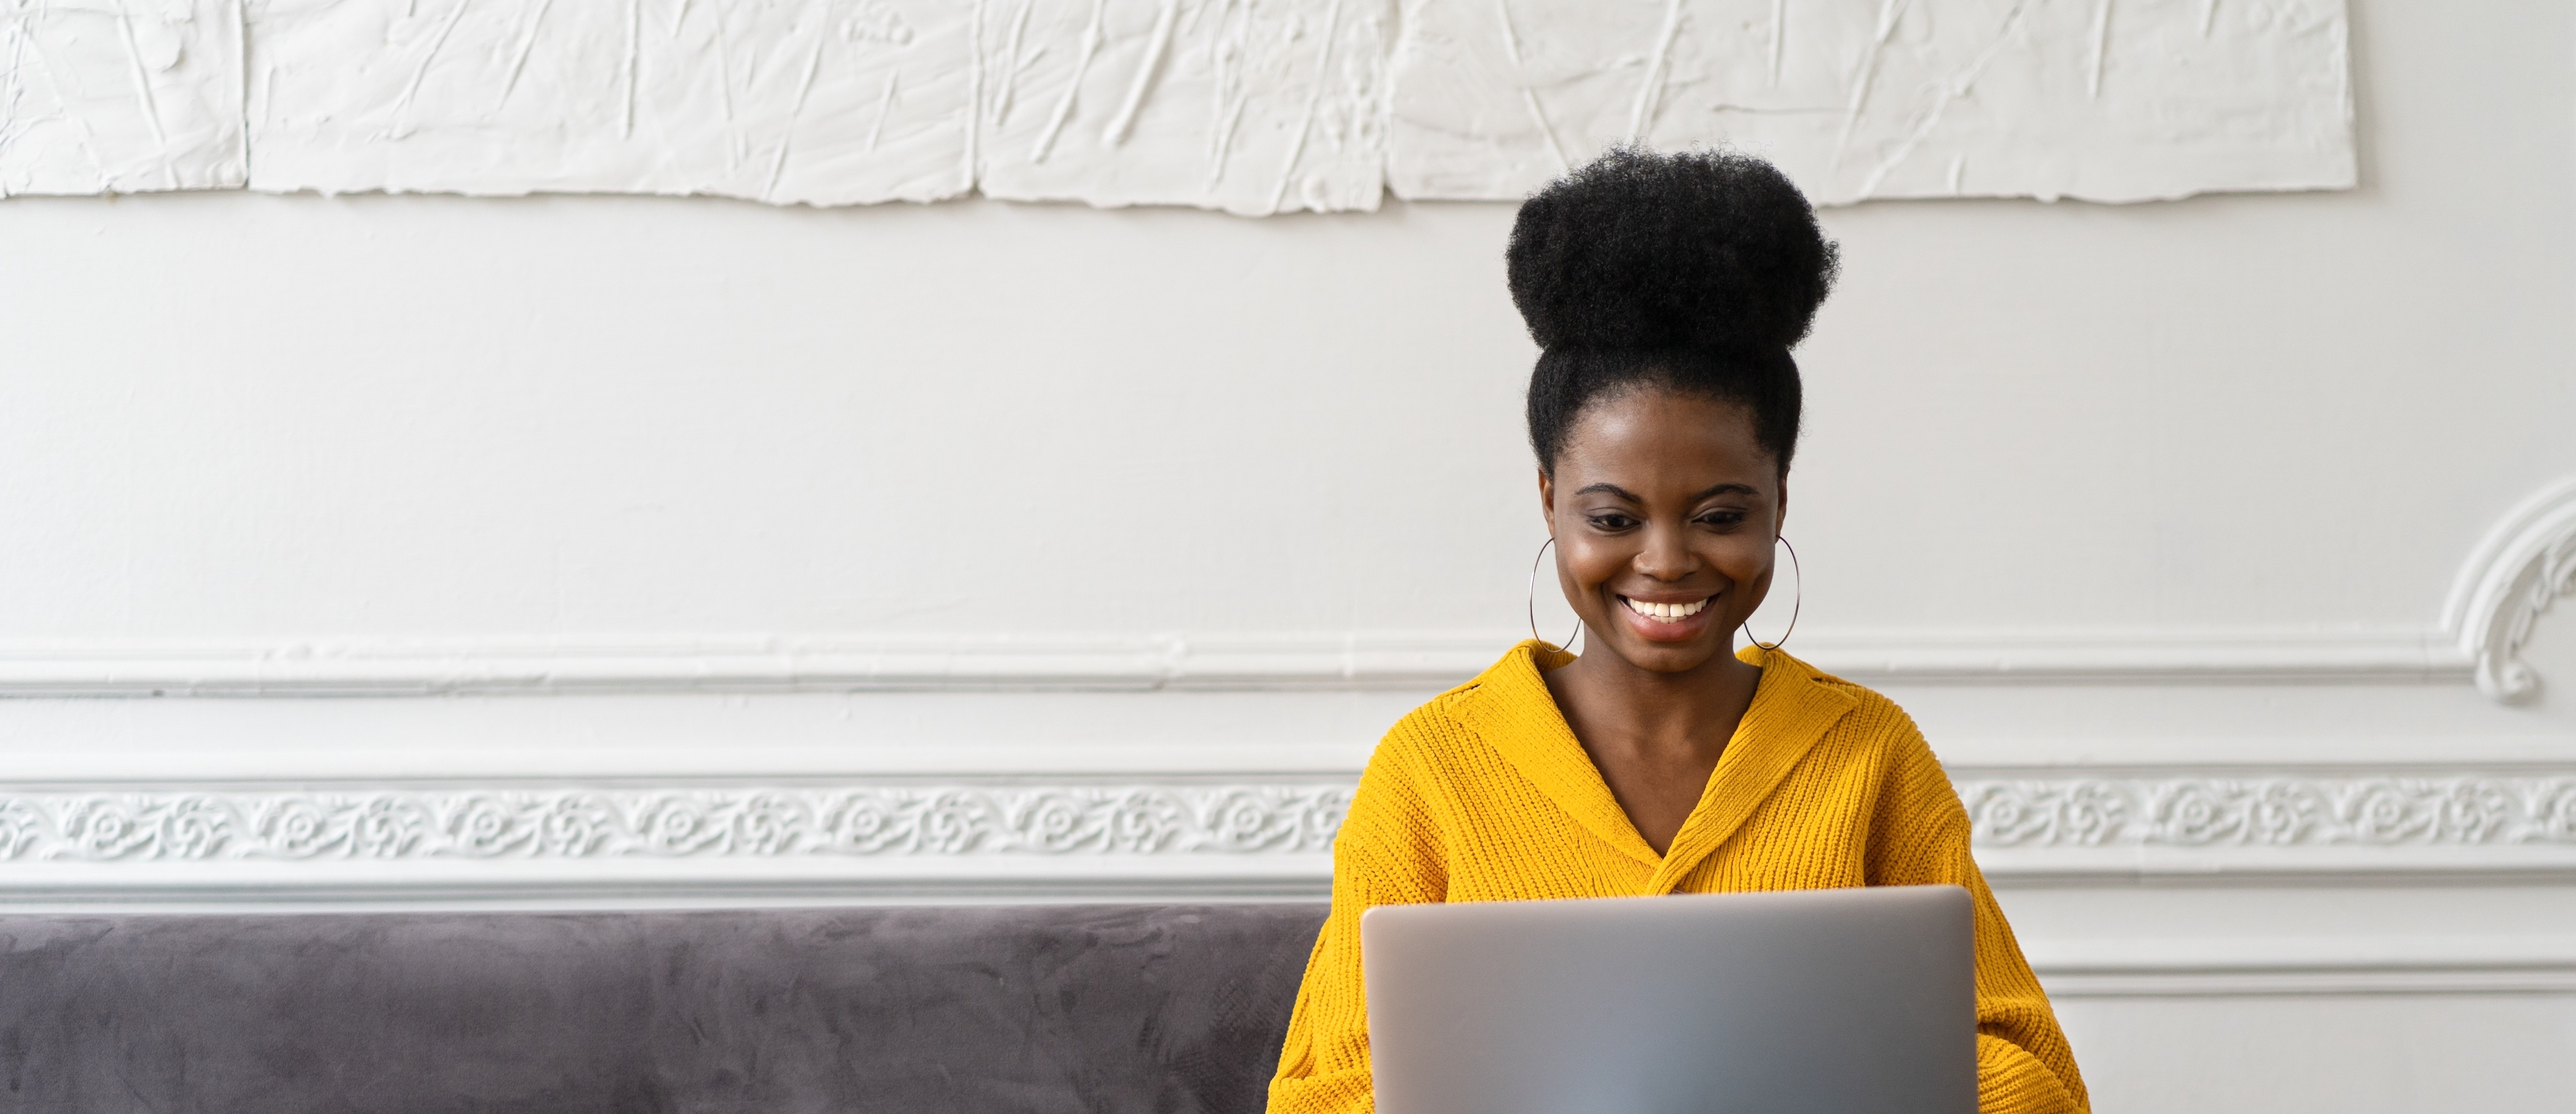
[[1538, 469, 1557, 526], [1774, 475, 1788, 537]]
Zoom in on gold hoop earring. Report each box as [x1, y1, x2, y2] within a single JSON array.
[[1527, 537, 1582, 652], [1741, 535, 1802, 652]]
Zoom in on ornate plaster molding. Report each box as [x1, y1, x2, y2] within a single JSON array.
[[2025, 936, 2576, 998], [4, 773, 2569, 995], [1960, 773, 2576, 850], [0, 772, 2569, 883], [1, 493, 2565, 702], [0, 628, 2475, 697], [2444, 476, 2576, 703], [0, 783, 1352, 864]]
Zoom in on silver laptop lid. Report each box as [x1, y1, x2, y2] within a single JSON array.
[[1361, 885, 1976, 1114]]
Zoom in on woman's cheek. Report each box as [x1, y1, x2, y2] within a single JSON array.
[[1556, 547, 1618, 608], [1571, 551, 1628, 596], [1716, 546, 1772, 595]]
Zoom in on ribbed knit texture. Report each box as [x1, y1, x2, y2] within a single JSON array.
[[1267, 641, 2088, 1114]]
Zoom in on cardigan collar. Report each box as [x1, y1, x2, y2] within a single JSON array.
[[1455, 639, 1859, 891]]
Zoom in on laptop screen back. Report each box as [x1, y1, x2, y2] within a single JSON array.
[[1360, 885, 1976, 1114]]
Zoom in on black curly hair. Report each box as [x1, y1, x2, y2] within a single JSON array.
[[1509, 147, 1839, 475]]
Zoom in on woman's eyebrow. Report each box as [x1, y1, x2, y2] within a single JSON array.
[[1574, 482, 1759, 501]]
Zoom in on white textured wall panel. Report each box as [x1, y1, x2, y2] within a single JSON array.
[[9, 0, 2356, 207], [244, 0, 976, 204], [0, 0, 246, 195], [1389, 0, 2355, 204], [974, 0, 1392, 214], [238, 0, 1398, 213]]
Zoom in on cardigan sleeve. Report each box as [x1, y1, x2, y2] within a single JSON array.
[[1267, 731, 1449, 1114], [1866, 713, 2091, 1114]]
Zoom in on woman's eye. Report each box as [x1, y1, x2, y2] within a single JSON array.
[[1588, 515, 1638, 531], [1699, 512, 1747, 528]]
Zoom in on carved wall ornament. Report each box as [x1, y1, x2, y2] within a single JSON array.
[[1959, 775, 2576, 849], [3, 774, 2573, 868], [2445, 476, 2576, 703], [0, 784, 1351, 864]]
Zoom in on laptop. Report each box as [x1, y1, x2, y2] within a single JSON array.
[[1360, 885, 1976, 1114]]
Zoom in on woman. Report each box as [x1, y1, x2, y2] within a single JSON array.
[[1264, 148, 2089, 1114]]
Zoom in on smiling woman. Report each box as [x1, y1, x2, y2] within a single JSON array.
[[1265, 149, 2090, 1114], [1539, 391, 1794, 850]]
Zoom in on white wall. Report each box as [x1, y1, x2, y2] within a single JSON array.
[[2, 1, 2573, 1110]]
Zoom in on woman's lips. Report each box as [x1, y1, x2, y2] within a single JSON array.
[[1617, 594, 1719, 643]]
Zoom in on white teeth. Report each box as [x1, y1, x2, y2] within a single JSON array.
[[1624, 596, 1709, 621]]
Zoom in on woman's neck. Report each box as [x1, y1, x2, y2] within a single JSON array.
[[1549, 641, 1763, 748], [1542, 638, 1766, 854]]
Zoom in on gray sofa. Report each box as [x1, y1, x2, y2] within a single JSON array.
[[0, 903, 1329, 1114]]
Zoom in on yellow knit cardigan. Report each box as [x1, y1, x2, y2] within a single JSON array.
[[1267, 641, 2088, 1114]]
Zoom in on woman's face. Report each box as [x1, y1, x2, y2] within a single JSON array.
[[1539, 389, 1785, 675]]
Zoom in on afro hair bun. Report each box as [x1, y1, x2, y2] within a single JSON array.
[[1507, 147, 1839, 356]]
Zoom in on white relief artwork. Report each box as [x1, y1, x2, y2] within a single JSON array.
[[10, 0, 2355, 209], [244, 0, 977, 205], [0, 0, 247, 196], [1387, 0, 2356, 205], [974, 0, 1390, 214], [244, 0, 1390, 214]]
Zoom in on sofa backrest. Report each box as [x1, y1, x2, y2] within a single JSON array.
[[0, 903, 1331, 1114]]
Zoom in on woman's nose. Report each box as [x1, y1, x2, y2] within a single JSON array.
[[1632, 525, 1698, 580]]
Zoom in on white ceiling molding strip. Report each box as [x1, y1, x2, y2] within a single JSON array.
[[5, 475, 2573, 700], [0, 627, 2474, 697], [2025, 936, 2576, 998]]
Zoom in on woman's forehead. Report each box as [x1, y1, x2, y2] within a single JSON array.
[[1559, 393, 1775, 480]]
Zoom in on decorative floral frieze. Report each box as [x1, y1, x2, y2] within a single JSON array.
[[1957, 775, 2576, 848], [0, 785, 1351, 863], [1, 774, 2571, 865]]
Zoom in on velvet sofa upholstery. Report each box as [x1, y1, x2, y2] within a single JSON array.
[[0, 903, 1329, 1114]]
